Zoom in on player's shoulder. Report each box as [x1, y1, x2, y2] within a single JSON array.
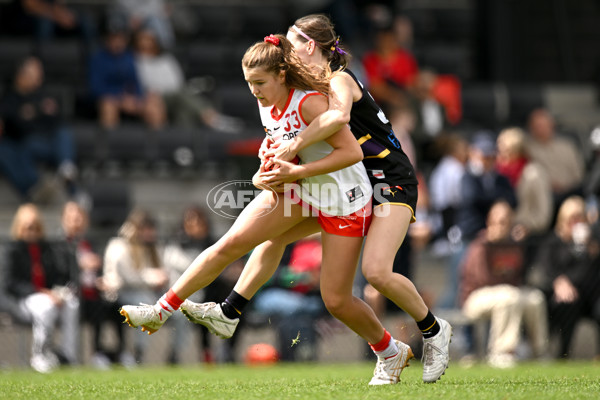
[[298, 91, 327, 124], [298, 90, 328, 109]]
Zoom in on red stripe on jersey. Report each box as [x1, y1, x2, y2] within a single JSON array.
[[297, 92, 326, 126], [270, 88, 295, 121]]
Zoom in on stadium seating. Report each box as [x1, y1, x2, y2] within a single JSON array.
[[0, 38, 34, 83]]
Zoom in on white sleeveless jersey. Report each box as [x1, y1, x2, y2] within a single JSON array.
[[258, 88, 372, 216]]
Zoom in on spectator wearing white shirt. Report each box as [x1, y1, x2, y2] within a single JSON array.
[[133, 29, 243, 133], [526, 109, 585, 215], [428, 133, 469, 253]]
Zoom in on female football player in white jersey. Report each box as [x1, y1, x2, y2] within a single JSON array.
[[273, 15, 452, 384], [120, 34, 413, 384], [183, 15, 452, 384]]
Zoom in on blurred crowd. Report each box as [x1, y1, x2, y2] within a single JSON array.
[[0, 202, 247, 372], [0, 0, 244, 203], [0, 0, 599, 372]]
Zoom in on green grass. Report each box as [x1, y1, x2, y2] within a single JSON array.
[[1, 361, 599, 400]]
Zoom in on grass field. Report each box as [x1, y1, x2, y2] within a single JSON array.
[[1, 361, 599, 400]]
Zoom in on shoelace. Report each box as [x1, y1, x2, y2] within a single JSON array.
[[138, 303, 155, 316], [138, 303, 165, 320], [200, 303, 218, 319], [373, 359, 387, 378], [373, 353, 401, 380], [422, 342, 443, 366]]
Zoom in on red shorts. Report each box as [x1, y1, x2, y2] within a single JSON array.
[[286, 188, 372, 237], [317, 203, 372, 237]]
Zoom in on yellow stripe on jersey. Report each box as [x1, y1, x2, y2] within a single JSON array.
[[357, 134, 372, 145], [365, 149, 390, 159]]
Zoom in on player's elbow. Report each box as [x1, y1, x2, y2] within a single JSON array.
[[330, 110, 350, 128], [347, 145, 364, 164]]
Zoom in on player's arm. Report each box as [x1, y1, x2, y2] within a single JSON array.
[[261, 94, 362, 185], [265, 72, 355, 161]]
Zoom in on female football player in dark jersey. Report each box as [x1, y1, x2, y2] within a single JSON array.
[[272, 15, 452, 383], [183, 15, 452, 383]]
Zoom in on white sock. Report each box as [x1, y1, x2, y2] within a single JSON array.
[[374, 337, 399, 360], [157, 296, 175, 316]]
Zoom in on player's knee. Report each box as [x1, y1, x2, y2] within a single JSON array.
[[262, 238, 287, 252], [321, 293, 347, 317], [362, 267, 391, 292], [213, 235, 250, 260]]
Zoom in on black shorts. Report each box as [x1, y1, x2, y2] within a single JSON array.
[[371, 181, 418, 222]]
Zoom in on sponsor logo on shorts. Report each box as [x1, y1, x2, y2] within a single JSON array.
[[345, 186, 364, 203], [382, 185, 404, 197], [372, 170, 385, 179]]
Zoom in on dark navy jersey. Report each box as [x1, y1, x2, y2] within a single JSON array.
[[343, 69, 418, 188]]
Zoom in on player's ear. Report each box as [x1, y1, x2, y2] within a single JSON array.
[[307, 39, 316, 56]]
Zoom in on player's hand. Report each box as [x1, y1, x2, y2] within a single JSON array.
[[258, 137, 275, 161], [264, 141, 298, 162], [253, 163, 277, 190], [260, 159, 301, 187]]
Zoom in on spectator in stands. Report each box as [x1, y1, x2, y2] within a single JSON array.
[[2, 203, 79, 373], [59, 201, 112, 369], [438, 132, 517, 309], [529, 196, 600, 359], [252, 235, 327, 362], [496, 127, 553, 238], [102, 208, 168, 365], [132, 29, 243, 133], [388, 106, 417, 168], [108, 0, 174, 49], [361, 24, 419, 112], [526, 108, 585, 214], [428, 133, 469, 254], [393, 15, 414, 52], [88, 24, 166, 131], [2, 0, 96, 46], [584, 126, 600, 205], [163, 205, 224, 364], [459, 200, 548, 368], [0, 56, 78, 201], [406, 70, 448, 166]]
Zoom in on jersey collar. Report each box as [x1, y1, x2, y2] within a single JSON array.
[[270, 88, 295, 121]]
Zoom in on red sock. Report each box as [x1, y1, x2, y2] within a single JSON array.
[[158, 289, 184, 313], [369, 330, 399, 359], [369, 330, 392, 352]]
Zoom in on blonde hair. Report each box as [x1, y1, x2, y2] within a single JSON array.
[[10, 203, 45, 240], [555, 195, 586, 240], [118, 208, 161, 270], [497, 127, 526, 156], [242, 34, 330, 95]]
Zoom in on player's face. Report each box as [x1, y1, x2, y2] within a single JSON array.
[[243, 66, 287, 109], [286, 31, 311, 65]]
